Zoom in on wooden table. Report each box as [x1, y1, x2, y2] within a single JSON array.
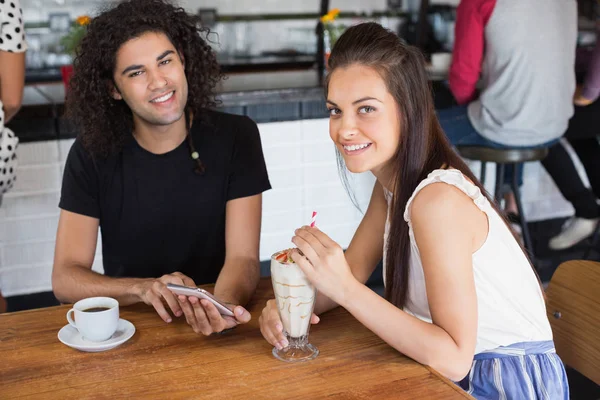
[[0, 279, 472, 399]]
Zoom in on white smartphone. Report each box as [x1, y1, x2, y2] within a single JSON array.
[[166, 283, 235, 317]]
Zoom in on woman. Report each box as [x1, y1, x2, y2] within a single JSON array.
[[0, 0, 27, 313], [259, 23, 567, 399], [0, 0, 26, 196]]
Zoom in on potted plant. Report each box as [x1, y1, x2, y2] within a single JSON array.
[[320, 8, 345, 69], [59, 15, 91, 90]]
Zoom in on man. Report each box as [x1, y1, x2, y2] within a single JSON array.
[[542, 7, 600, 250], [52, 0, 271, 336]]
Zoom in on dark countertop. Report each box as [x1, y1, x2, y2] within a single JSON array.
[[12, 67, 451, 144], [10, 82, 329, 143], [25, 54, 317, 84]]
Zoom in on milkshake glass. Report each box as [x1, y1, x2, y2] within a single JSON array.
[[270, 249, 319, 362]]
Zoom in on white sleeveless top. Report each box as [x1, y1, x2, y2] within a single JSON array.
[[383, 169, 552, 354]]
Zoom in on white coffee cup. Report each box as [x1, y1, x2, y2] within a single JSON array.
[[66, 297, 119, 342]]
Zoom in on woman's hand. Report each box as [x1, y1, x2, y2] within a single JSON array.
[[291, 226, 359, 306], [259, 299, 319, 349]]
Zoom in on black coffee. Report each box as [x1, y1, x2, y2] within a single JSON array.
[[83, 307, 110, 313]]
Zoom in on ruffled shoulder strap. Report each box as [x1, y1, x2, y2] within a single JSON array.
[[403, 169, 491, 224]]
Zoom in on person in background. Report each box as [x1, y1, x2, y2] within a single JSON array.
[[52, 0, 271, 335], [541, 5, 600, 250], [0, 0, 27, 313], [259, 23, 568, 399], [438, 0, 577, 217]]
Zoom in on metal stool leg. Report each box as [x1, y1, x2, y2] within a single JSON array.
[[511, 163, 535, 260], [583, 223, 600, 260], [494, 163, 505, 205], [480, 161, 487, 186]]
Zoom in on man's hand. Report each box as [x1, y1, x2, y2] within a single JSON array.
[[177, 295, 251, 336], [134, 272, 196, 323]]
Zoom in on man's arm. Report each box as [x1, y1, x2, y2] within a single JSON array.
[[53, 210, 142, 304], [52, 210, 195, 323], [448, 0, 496, 105], [213, 193, 262, 306], [176, 193, 262, 336]]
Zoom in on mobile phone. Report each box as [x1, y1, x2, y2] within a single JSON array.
[[166, 283, 235, 317]]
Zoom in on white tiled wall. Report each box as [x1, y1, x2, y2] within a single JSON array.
[[258, 119, 375, 262], [0, 120, 586, 297], [0, 137, 103, 297]]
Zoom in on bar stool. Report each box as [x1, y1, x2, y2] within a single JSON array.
[[456, 146, 549, 260]]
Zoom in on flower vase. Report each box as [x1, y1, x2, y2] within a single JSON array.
[[60, 65, 74, 92]]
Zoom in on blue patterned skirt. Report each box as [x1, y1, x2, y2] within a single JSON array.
[[457, 341, 569, 399]]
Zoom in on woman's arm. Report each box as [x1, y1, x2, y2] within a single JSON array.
[[0, 49, 25, 123], [258, 181, 387, 349], [293, 182, 486, 381], [313, 180, 387, 315], [0, 0, 27, 123]]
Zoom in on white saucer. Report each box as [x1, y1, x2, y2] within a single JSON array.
[[58, 319, 135, 352]]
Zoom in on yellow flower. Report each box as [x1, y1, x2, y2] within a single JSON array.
[[320, 14, 333, 23], [76, 15, 91, 26], [320, 8, 341, 23]]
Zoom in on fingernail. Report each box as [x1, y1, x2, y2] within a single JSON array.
[[275, 343, 282, 350], [235, 308, 244, 316], [167, 318, 172, 323], [176, 311, 182, 317], [279, 340, 288, 348]]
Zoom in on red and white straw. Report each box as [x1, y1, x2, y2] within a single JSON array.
[[310, 211, 317, 227]]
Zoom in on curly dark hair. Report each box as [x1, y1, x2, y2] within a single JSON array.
[[66, 0, 222, 157]]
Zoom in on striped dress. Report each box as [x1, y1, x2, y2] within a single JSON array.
[[383, 169, 569, 399]]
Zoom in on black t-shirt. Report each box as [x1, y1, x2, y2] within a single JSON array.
[[59, 110, 271, 285]]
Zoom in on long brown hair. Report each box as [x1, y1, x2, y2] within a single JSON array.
[[326, 22, 539, 308]]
